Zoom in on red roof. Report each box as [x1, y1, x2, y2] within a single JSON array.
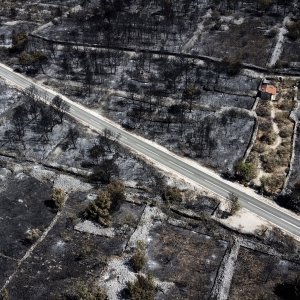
[[261, 84, 277, 95]]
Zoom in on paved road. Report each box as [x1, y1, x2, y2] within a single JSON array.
[[0, 63, 300, 237]]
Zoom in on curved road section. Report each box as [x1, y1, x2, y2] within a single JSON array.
[[0, 63, 299, 237]]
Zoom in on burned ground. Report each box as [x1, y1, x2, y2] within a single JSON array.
[[229, 246, 300, 300], [147, 223, 227, 300]]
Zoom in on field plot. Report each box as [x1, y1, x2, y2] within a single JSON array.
[[147, 224, 227, 299], [0, 174, 54, 259], [229, 246, 300, 300], [197, 15, 278, 66], [6, 194, 145, 300]]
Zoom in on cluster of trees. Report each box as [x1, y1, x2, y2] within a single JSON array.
[[87, 129, 121, 184], [71, 0, 201, 49], [2, 86, 70, 148]]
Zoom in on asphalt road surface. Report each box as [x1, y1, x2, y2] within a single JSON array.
[[0, 63, 299, 238]]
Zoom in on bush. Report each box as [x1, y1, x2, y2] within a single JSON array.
[[256, 103, 271, 117], [51, 188, 66, 210], [279, 127, 293, 138], [106, 180, 126, 212], [25, 228, 42, 244], [287, 21, 300, 41], [220, 58, 242, 76], [274, 112, 290, 127], [260, 174, 284, 194], [128, 275, 156, 300], [75, 282, 108, 300], [252, 143, 266, 154], [0, 289, 9, 300], [258, 118, 272, 132], [261, 152, 278, 172], [89, 159, 119, 184], [162, 186, 182, 204], [266, 28, 278, 39], [228, 193, 240, 215], [234, 161, 257, 182], [10, 31, 28, 53], [131, 251, 147, 272], [260, 130, 276, 145], [86, 191, 112, 227]]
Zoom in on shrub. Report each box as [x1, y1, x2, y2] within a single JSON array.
[[131, 251, 147, 272], [162, 186, 182, 204], [220, 58, 242, 76], [89, 159, 119, 184], [287, 21, 300, 41], [277, 99, 295, 111], [260, 130, 276, 145], [266, 28, 278, 39], [279, 127, 293, 138], [228, 193, 240, 215], [25, 228, 42, 244], [0, 288, 9, 300], [234, 161, 257, 182], [75, 282, 108, 300], [276, 188, 300, 213], [10, 31, 28, 53], [128, 275, 156, 300], [106, 180, 126, 212], [261, 152, 278, 173], [256, 103, 271, 117], [274, 112, 290, 127], [86, 191, 112, 227], [258, 118, 272, 132], [260, 174, 284, 194], [51, 188, 66, 210], [252, 143, 266, 154]]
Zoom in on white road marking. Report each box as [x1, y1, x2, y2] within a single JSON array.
[[138, 144, 159, 156], [279, 218, 300, 229], [168, 160, 194, 175], [204, 179, 229, 193], [247, 202, 300, 229], [247, 202, 279, 218]]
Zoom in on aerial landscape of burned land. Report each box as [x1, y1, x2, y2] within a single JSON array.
[[0, 0, 300, 300]]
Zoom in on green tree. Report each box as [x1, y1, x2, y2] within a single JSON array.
[[86, 191, 112, 227], [234, 161, 257, 182]]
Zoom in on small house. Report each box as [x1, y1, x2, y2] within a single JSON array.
[[260, 84, 277, 100]]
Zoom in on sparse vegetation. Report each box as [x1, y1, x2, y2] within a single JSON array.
[[86, 190, 112, 227], [162, 186, 182, 204], [75, 282, 108, 300], [228, 193, 241, 215], [50, 187, 66, 210], [0, 288, 9, 300], [131, 250, 147, 273], [127, 274, 156, 300], [25, 228, 42, 244]]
